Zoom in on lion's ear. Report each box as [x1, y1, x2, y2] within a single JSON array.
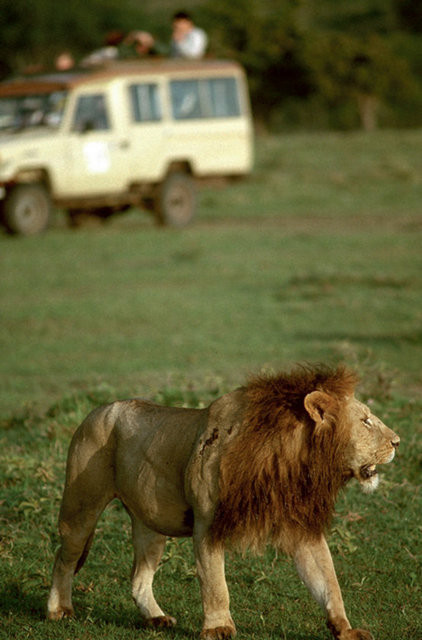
[[304, 390, 335, 427]]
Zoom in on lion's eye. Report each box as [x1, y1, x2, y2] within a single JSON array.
[[362, 417, 373, 428]]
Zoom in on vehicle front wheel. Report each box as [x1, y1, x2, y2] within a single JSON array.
[[3, 184, 52, 236], [155, 172, 196, 227]]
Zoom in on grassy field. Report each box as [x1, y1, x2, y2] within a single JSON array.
[[1, 130, 421, 639]]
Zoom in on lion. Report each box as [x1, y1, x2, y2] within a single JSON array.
[[47, 365, 400, 640]]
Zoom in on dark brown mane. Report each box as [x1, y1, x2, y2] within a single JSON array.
[[210, 365, 359, 554]]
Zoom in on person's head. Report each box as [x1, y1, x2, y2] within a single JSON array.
[[105, 31, 125, 47], [172, 10, 194, 36], [132, 31, 155, 55], [55, 51, 74, 71]]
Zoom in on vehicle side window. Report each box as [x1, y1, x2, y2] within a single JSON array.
[[171, 80, 201, 120], [170, 77, 241, 120], [129, 83, 162, 122], [72, 94, 110, 131], [208, 78, 240, 117]]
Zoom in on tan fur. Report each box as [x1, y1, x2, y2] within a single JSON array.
[[47, 366, 399, 640]]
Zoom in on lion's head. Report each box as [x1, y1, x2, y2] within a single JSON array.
[[338, 396, 400, 493], [211, 365, 400, 554]]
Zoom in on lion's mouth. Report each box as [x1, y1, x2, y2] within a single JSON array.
[[359, 464, 377, 479], [357, 464, 380, 493]]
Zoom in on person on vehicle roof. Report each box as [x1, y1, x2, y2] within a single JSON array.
[[128, 10, 208, 60], [170, 10, 208, 58]]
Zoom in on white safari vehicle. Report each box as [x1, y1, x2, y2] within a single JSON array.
[[0, 59, 253, 235]]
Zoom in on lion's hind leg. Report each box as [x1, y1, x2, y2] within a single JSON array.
[[47, 423, 115, 621], [130, 518, 176, 628], [47, 489, 112, 620], [48, 528, 93, 620]]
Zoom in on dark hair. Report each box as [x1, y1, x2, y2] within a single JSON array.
[[105, 31, 125, 46], [173, 10, 192, 21]]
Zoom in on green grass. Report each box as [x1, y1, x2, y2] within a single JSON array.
[[1, 129, 421, 639]]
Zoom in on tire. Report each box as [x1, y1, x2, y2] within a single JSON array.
[[155, 172, 196, 227], [3, 184, 52, 236]]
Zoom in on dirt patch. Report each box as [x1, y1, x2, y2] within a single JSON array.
[[196, 211, 422, 236]]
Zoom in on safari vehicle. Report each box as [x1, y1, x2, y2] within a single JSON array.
[[0, 59, 253, 235]]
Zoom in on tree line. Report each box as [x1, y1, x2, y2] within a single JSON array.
[[0, 0, 420, 130]]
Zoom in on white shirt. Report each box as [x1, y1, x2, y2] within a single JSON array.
[[171, 27, 208, 59]]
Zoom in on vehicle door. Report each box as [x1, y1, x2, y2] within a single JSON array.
[[126, 81, 166, 182], [64, 90, 130, 195]]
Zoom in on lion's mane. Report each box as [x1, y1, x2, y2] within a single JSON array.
[[210, 365, 359, 554]]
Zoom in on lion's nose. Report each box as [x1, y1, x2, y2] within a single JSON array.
[[391, 435, 400, 448]]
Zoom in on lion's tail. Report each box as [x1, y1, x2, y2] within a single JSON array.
[[75, 530, 95, 575]]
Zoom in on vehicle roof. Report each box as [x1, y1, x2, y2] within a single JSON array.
[[0, 59, 244, 97]]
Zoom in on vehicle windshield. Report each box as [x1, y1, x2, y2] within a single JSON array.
[[0, 90, 67, 132]]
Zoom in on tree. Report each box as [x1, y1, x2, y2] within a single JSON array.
[[1, 0, 420, 128], [203, 0, 311, 126], [302, 32, 417, 130], [0, 0, 147, 76], [202, 0, 421, 130], [395, 0, 422, 32]]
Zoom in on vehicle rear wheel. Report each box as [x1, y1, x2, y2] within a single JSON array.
[[155, 172, 196, 227], [3, 184, 52, 236]]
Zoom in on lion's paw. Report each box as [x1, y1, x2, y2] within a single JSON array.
[[328, 618, 374, 640], [47, 606, 74, 621], [200, 625, 236, 640], [146, 615, 177, 629]]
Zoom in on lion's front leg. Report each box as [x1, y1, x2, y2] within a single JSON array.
[[294, 535, 374, 640], [193, 524, 236, 639]]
